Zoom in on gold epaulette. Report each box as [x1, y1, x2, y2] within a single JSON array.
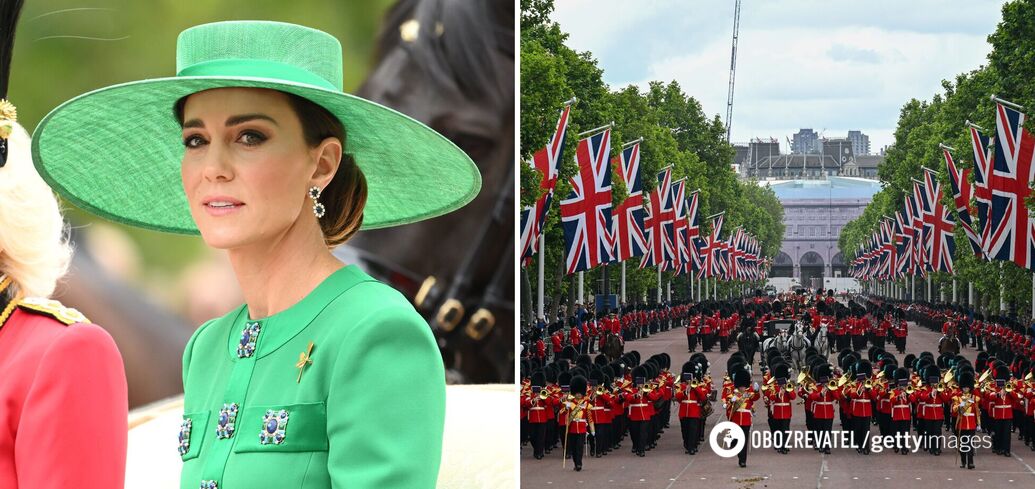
[[17, 297, 90, 325]]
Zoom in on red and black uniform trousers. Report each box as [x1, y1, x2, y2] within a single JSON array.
[[989, 391, 1018, 455], [676, 385, 708, 454], [588, 397, 612, 457], [913, 389, 950, 455], [625, 393, 657, 456], [888, 391, 912, 454], [846, 388, 877, 454], [766, 388, 795, 452]]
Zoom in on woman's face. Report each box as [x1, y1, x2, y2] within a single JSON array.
[[180, 88, 321, 250]]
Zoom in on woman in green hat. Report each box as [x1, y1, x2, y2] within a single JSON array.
[[33, 20, 481, 489]]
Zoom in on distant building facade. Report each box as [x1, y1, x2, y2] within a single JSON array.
[[791, 128, 820, 154], [847, 130, 870, 156]]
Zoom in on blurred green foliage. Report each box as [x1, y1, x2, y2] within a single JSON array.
[[838, 0, 1035, 315], [11, 0, 396, 273], [520, 0, 784, 321]]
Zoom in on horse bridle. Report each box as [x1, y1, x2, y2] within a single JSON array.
[[345, 164, 514, 348]]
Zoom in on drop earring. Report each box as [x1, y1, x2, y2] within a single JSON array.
[[309, 186, 325, 218]]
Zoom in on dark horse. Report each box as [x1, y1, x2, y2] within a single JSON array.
[[939, 332, 961, 355], [600, 333, 624, 362], [342, 0, 514, 383]]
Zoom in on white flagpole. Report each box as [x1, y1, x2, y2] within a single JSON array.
[[537, 237, 545, 319], [952, 279, 957, 304], [667, 280, 671, 302], [621, 261, 627, 303], [1000, 262, 1006, 312], [578, 271, 584, 305], [657, 267, 662, 303], [926, 276, 931, 302], [968, 281, 974, 307]]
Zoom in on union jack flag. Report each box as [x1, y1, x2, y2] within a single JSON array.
[[912, 180, 929, 277], [662, 179, 689, 272], [611, 143, 647, 261], [560, 129, 614, 274], [639, 167, 676, 268], [519, 104, 572, 262], [986, 101, 1035, 270], [698, 213, 726, 279], [895, 204, 914, 277], [943, 146, 983, 257], [685, 190, 703, 273], [968, 124, 994, 253], [921, 167, 955, 273]]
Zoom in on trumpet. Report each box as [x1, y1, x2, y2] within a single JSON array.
[[785, 382, 796, 393], [596, 385, 607, 396], [827, 379, 838, 391], [936, 382, 945, 393], [906, 385, 914, 395], [690, 379, 700, 389], [863, 379, 872, 390], [539, 389, 549, 400], [1004, 382, 1014, 393]]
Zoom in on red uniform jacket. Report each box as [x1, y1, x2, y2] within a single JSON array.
[[625, 390, 660, 421], [523, 392, 555, 423], [675, 383, 708, 418], [808, 387, 837, 419], [765, 386, 796, 420], [726, 388, 761, 426], [590, 393, 613, 424], [911, 387, 951, 420], [569, 327, 581, 346], [988, 388, 1020, 420], [846, 383, 878, 417], [887, 387, 912, 421], [951, 392, 980, 430], [551, 333, 563, 353], [562, 398, 594, 435], [0, 306, 128, 489]]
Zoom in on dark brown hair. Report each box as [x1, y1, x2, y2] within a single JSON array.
[[174, 91, 367, 247]]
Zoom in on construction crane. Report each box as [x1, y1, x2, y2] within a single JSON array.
[[725, 0, 742, 142]]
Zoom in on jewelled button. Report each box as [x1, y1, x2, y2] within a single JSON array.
[[259, 409, 290, 445], [216, 403, 239, 439], [237, 321, 262, 358], [178, 418, 192, 456], [200, 481, 218, 489]]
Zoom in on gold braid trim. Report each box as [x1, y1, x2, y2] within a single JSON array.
[[0, 275, 23, 328]]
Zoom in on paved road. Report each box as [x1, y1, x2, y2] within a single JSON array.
[[521, 321, 1035, 488]]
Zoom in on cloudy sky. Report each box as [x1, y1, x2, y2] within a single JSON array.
[[551, 0, 1007, 153]]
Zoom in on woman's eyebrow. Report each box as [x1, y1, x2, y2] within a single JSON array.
[[226, 113, 279, 127]]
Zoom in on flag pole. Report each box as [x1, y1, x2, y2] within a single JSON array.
[[578, 271, 584, 306], [576, 121, 615, 138], [621, 261, 627, 304], [1000, 262, 1006, 312], [537, 237, 545, 320], [621, 137, 644, 149], [990, 95, 1025, 110], [657, 267, 662, 303]]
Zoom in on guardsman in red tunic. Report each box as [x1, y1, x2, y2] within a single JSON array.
[[587, 377, 612, 458], [765, 363, 796, 454], [551, 328, 563, 359], [675, 362, 708, 455], [845, 361, 879, 454], [702, 313, 715, 351], [561, 376, 594, 471], [951, 372, 980, 469], [719, 315, 733, 353], [807, 364, 838, 454], [988, 369, 1021, 456], [887, 367, 913, 454], [874, 364, 895, 439], [724, 369, 760, 467], [686, 315, 699, 352], [569, 324, 581, 353], [523, 372, 554, 459], [893, 316, 908, 353], [912, 365, 952, 455], [624, 366, 660, 457], [534, 334, 546, 361]]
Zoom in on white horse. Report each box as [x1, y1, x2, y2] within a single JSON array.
[[813, 325, 830, 359], [787, 325, 811, 371]]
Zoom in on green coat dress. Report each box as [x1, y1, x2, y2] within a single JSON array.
[[179, 265, 445, 488]]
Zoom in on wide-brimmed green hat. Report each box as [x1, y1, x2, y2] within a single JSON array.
[[31, 20, 481, 234]]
